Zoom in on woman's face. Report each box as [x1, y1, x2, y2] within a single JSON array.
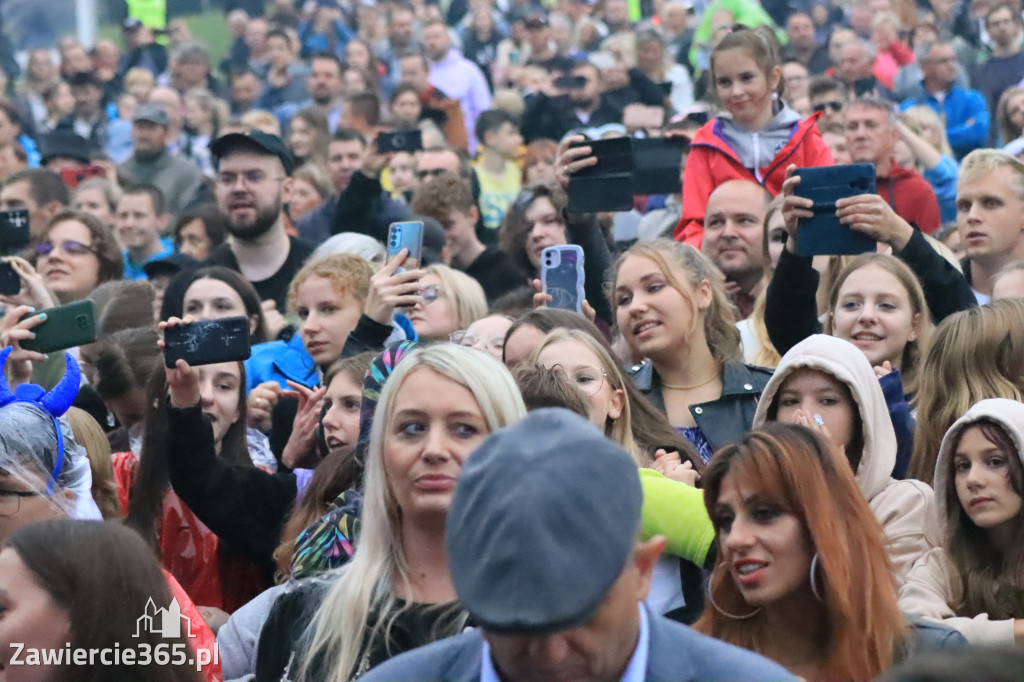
[[322, 371, 363, 455], [0, 548, 71, 678], [288, 179, 325, 223], [49, 83, 75, 118], [184, 278, 248, 323], [774, 368, 856, 456], [636, 40, 664, 72], [536, 339, 624, 432], [184, 98, 210, 131], [392, 92, 422, 125], [1008, 93, 1024, 130], [765, 211, 787, 269], [388, 152, 416, 193], [0, 470, 66, 545], [287, 118, 313, 159], [524, 158, 556, 186], [456, 314, 512, 360], [198, 362, 242, 447], [524, 197, 568, 269], [37, 220, 102, 301], [613, 255, 709, 362], [296, 275, 363, 367], [713, 47, 778, 128], [346, 42, 371, 70], [502, 324, 547, 369], [713, 474, 815, 607], [383, 367, 489, 520], [343, 69, 369, 95], [953, 425, 1023, 533], [0, 110, 19, 146], [408, 273, 458, 341], [177, 219, 213, 261], [831, 264, 918, 369], [72, 187, 114, 226]]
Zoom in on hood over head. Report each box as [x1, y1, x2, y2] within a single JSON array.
[[753, 334, 896, 500], [933, 398, 1024, 525]]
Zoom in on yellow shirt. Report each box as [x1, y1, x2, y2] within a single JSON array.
[[475, 160, 521, 233]]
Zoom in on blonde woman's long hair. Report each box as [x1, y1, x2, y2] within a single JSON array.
[[529, 329, 639, 464], [608, 239, 741, 366], [910, 299, 1024, 484], [297, 345, 526, 681], [901, 105, 954, 156]]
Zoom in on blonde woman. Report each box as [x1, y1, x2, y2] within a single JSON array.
[[285, 345, 526, 680], [407, 264, 487, 342], [898, 106, 958, 223]]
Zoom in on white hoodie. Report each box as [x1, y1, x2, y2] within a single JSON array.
[[898, 398, 1024, 644], [752, 335, 938, 586]]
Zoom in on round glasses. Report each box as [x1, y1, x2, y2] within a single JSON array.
[[0, 489, 42, 517], [569, 367, 608, 397], [450, 330, 504, 355]]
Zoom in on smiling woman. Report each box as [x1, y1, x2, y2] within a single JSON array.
[[34, 210, 123, 302]]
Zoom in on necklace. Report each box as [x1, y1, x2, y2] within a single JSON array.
[[661, 374, 719, 391]]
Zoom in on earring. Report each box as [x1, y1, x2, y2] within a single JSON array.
[[810, 553, 825, 602], [706, 563, 762, 620], [772, 92, 779, 101]]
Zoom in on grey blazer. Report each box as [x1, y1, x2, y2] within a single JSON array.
[[356, 610, 797, 682]]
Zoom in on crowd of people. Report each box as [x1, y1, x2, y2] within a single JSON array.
[[2, 0, 1024, 679]]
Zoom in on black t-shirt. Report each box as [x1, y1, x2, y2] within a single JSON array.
[[464, 245, 528, 303], [206, 235, 315, 312]]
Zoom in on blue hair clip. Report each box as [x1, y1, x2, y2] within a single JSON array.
[[0, 346, 81, 494]]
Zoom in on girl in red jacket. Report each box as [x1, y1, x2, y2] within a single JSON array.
[[676, 28, 833, 247]]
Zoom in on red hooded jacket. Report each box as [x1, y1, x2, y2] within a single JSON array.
[[875, 161, 941, 235], [674, 114, 834, 247]]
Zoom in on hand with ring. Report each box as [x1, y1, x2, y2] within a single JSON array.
[[554, 134, 598, 190]]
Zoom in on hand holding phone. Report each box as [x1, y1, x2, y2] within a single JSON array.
[[540, 245, 585, 314], [20, 300, 97, 354], [0, 209, 30, 252], [376, 130, 423, 154], [793, 164, 877, 256], [387, 221, 425, 272]]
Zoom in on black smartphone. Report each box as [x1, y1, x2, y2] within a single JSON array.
[[0, 260, 19, 296], [567, 137, 634, 212], [376, 130, 423, 154], [554, 75, 587, 90], [387, 221, 425, 270], [631, 136, 690, 195], [163, 316, 251, 368], [0, 209, 30, 251], [21, 300, 97, 354], [794, 163, 878, 256]]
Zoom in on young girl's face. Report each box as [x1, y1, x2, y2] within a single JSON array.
[[536, 339, 625, 433], [831, 263, 919, 370], [774, 368, 856, 456], [321, 371, 363, 456], [713, 47, 779, 128], [953, 425, 1023, 532]]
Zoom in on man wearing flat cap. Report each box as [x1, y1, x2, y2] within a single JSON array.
[[358, 409, 796, 682], [118, 102, 207, 215]]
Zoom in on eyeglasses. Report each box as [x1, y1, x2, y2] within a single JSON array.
[[0, 489, 42, 517], [415, 168, 449, 181], [813, 101, 844, 113], [418, 284, 444, 304], [216, 170, 285, 187], [570, 367, 608, 396], [450, 330, 504, 354], [35, 240, 97, 258]]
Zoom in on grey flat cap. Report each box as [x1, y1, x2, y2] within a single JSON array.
[[446, 408, 643, 634]]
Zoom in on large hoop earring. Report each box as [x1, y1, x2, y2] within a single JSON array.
[[810, 553, 825, 602], [706, 563, 762, 620]]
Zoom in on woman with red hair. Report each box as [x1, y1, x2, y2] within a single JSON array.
[[696, 423, 963, 680]]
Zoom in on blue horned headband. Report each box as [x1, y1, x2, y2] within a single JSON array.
[[0, 346, 81, 494]]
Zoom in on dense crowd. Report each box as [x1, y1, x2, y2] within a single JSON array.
[[2, 0, 1024, 680]]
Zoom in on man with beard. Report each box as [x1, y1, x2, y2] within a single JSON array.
[[273, 54, 345, 134], [118, 103, 206, 215], [701, 180, 770, 321], [422, 19, 491, 153], [521, 62, 626, 142], [207, 130, 314, 312]]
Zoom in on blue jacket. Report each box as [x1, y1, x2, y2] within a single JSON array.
[[900, 87, 990, 159], [357, 610, 797, 681], [244, 333, 318, 393]]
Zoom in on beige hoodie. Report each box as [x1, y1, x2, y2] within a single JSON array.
[[897, 398, 1024, 644], [752, 335, 938, 587]]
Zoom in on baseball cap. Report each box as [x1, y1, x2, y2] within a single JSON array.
[[143, 252, 197, 280], [40, 131, 94, 165], [134, 102, 170, 127], [122, 17, 144, 31], [524, 13, 548, 29], [209, 130, 295, 175], [446, 408, 643, 633]]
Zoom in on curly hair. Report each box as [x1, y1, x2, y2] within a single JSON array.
[[286, 254, 374, 315]]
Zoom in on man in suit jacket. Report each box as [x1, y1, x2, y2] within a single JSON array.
[[358, 409, 796, 682]]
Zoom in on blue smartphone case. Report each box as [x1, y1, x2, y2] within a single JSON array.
[[541, 245, 585, 314], [794, 163, 877, 256], [387, 221, 425, 269]]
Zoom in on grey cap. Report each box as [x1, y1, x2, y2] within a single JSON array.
[[134, 102, 169, 127], [446, 408, 643, 634]]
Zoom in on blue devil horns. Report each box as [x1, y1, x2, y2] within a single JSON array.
[[0, 346, 81, 416]]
